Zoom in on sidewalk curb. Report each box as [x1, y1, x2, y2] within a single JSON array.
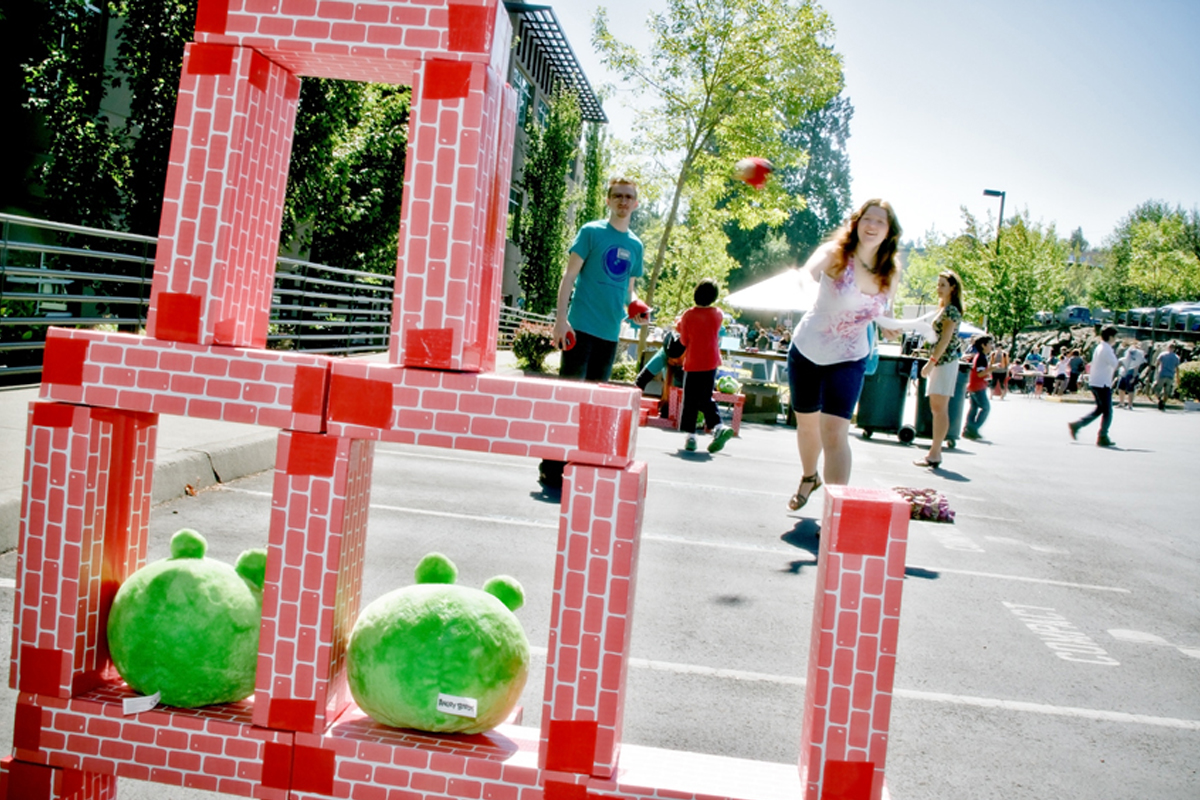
[[0, 433, 278, 553]]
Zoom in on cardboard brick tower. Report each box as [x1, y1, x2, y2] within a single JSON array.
[[3, 2, 912, 799]]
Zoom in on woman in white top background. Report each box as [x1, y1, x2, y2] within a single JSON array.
[[785, 199, 904, 511], [913, 271, 963, 469]]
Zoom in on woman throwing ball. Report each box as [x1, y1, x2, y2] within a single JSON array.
[[786, 199, 905, 511]]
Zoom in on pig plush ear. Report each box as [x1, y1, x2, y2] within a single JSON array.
[[236, 549, 268, 591], [415, 552, 457, 585], [483, 576, 525, 612], [170, 529, 206, 559]]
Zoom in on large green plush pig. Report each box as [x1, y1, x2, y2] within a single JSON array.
[[107, 529, 266, 708], [346, 553, 529, 734]]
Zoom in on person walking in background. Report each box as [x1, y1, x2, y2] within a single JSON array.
[[962, 334, 994, 440], [914, 271, 963, 468], [786, 199, 906, 510], [1067, 348, 1086, 393], [1069, 326, 1120, 447], [539, 176, 647, 490], [1117, 342, 1145, 409], [676, 279, 735, 454], [1052, 353, 1070, 396], [990, 346, 1010, 398], [1153, 342, 1181, 411]]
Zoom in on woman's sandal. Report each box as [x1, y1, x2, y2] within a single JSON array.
[[788, 473, 823, 511], [913, 457, 942, 469]]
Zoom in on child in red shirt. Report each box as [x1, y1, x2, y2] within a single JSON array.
[[963, 334, 994, 440], [676, 279, 735, 453]]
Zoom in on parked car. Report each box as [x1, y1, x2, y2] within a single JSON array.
[[1033, 310, 1054, 324], [1056, 305, 1092, 325], [1159, 301, 1200, 331], [1128, 307, 1157, 327]]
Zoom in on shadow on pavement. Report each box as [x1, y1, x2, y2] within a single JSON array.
[[780, 519, 820, 574]]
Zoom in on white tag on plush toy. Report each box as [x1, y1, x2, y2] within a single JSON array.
[[123, 691, 161, 715], [437, 693, 478, 718]]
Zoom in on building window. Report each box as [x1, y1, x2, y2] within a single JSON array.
[[512, 69, 533, 127], [535, 97, 549, 128], [507, 187, 523, 241]]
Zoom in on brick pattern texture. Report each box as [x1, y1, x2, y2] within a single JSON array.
[[799, 486, 910, 800]]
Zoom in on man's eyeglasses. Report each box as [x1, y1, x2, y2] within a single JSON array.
[[609, 192, 636, 200]]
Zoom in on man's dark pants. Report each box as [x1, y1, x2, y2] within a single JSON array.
[[1075, 385, 1113, 439], [539, 331, 619, 488]]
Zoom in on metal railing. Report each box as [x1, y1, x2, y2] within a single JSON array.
[[0, 214, 397, 382], [270, 258, 393, 354], [497, 304, 555, 348], [1, 214, 560, 384]]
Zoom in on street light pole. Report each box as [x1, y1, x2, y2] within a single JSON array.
[[983, 188, 1005, 255]]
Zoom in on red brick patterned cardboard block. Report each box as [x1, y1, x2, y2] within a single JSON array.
[[38, 328, 331, 431], [11, 403, 157, 700], [286, 709, 541, 800], [253, 433, 374, 736], [799, 486, 908, 800], [148, 43, 300, 349], [11, 685, 292, 799], [0, 755, 116, 800], [472, 80, 518, 373], [324, 361, 640, 465], [195, 0, 511, 86], [389, 57, 509, 371], [541, 463, 647, 780]]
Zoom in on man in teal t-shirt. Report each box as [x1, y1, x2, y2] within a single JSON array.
[[538, 178, 647, 489], [552, 176, 647, 381]]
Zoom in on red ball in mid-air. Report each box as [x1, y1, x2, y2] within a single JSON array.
[[733, 157, 774, 190]]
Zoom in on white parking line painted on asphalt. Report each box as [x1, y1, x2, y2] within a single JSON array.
[[897, 689, 1200, 731], [983, 535, 1069, 554], [0, 578, 13, 589], [525, 647, 1200, 731], [910, 565, 1130, 593], [370, 503, 559, 528], [216, 487, 1129, 590]]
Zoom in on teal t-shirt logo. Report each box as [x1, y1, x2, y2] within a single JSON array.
[[604, 246, 634, 281]]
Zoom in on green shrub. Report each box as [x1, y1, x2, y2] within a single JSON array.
[[1178, 360, 1200, 401], [609, 357, 638, 384], [511, 322, 555, 372]]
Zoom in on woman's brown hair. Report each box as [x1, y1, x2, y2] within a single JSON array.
[[831, 199, 901, 294], [939, 270, 964, 314]]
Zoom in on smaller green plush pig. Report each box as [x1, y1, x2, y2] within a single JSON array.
[[346, 553, 529, 734], [107, 529, 266, 708]]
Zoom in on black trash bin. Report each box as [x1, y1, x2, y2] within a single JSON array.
[[914, 359, 970, 448], [855, 354, 917, 443]]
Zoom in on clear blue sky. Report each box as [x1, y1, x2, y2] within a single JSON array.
[[549, 0, 1200, 249]]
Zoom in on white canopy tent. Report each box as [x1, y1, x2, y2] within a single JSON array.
[[724, 269, 818, 314]]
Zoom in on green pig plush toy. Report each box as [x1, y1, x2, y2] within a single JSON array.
[[346, 553, 529, 734], [107, 529, 266, 708]]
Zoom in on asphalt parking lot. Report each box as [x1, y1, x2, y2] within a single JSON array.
[[1, 390, 1196, 799]]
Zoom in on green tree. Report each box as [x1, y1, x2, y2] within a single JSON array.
[[21, 0, 129, 227], [726, 92, 854, 289], [593, 0, 843, 354], [1126, 216, 1200, 305], [904, 210, 1067, 349], [516, 88, 582, 315], [576, 121, 609, 228], [1096, 201, 1200, 309], [653, 206, 740, 324], [281, 80, 411, 275], [113, 0, 198, 235]]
